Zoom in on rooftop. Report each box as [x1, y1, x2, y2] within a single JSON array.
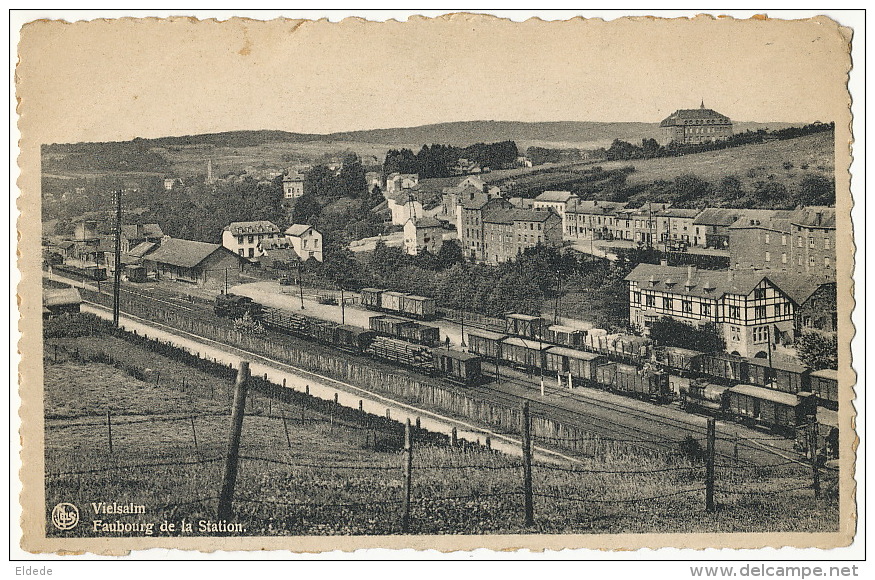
[[535, 191, 576, 203], [285, 224, 315, 237], [144, 238, 230, 269], [226, 221, 280, 236], [660, 103, 732, 127]]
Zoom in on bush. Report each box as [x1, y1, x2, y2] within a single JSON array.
[[43, 313, 96, 338], [679, 435, 705, 463]]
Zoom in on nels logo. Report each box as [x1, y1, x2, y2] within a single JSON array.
[[51, 502, 79, 530]]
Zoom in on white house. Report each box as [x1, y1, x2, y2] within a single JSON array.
[[386, 191, 424, 226], [385, 173, 419, 194], [222, 221, 282, 260], [285, 224, 323, 262], [403, 217, 444, 256], [282, 173, 306, 199]]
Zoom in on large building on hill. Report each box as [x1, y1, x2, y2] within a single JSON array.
[[659, 102, 733, 145]]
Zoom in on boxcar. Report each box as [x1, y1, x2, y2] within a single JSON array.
[[544, 346, 603, 385], [399, 322, 440, 346], [504, 314, 546, 340], [680, 381, 729, 415], [369, 315, 413, 337], [433, 348, 482, 385], [367, 336, 433, 371], [699, 353, 747, 384], [466, 328, 505, 360], [334, 325, 377, 353], [660, 346, 703, 375], [594, 362, 616, 390], [726, 384, 801, 432], [746, 358, 809, 394], [809, 368, 839, 410], [400, 294, 437, 320], [359, 288, 385, 311], [381, 291, 406, 313], [500, 336, 549, 370], [544, 324, 586, 348], [260, 306, 309, 335]]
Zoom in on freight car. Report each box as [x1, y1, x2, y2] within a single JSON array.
[[432, 348, 483, 386], [500, 336, 550, 371], [367, 336, 433, 371], [659, 346, 704, 376], [359, 289, 437, 320], [746, 358, 809, 394], [54, 263, 108, 282], [725, 384, 815, 434], [544, 347, 603, 387], [504, 314, 547, 340], [369, 315, 440, 346], [598, 362, 670, 402], [465, 328, 505, 360], [544, 324, 586, 349], [809, 369, 838, 411]]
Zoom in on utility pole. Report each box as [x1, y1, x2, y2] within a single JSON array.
[[340, 286, 346, 325], [224, 268, 228, 295], [459, 285, 466, 349], [297, 261, 305, 310], [705, 417, 716, 513], [521, 402, 534, 527], [112, 189, 122, 327]]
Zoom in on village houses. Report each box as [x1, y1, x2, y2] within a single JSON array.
[[222, 221, 282, 260], [403, 216, 444, 256], [285, 224, 323, 262]]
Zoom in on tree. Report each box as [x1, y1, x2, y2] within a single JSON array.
[[292, 193, 321, 225], [797, 174, 835, 206], [435, 239, 464, 268], [649, 317, 724, 352], [338, 152, 366, 198], [796, 331, 838, 370]]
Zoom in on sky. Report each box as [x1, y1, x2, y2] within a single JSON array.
[[16, 12, 853, 144]]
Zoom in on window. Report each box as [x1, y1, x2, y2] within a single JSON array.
[[753, 326, 769, 343], [798, 255, 804, 266], [729, 305, 741, 319], [781, 253, 787, 264], [825, 257, 831, 269], [682, 300, 692, 313], [730, 326, 741, 342], [765, 251, 771, 262], [782, 234, 788, 247], [809, 237, 815, 248], [773, 304, 783, 317], [824, 237, 831, 249], [797, 236, 803, 247], [764, 233, 770, 244], [248, 248, 254, 258], [237, 235, 243, 244], [702, 303, 712, 317], [238, 249, 244, 256], [632, 291, 641, 304], [753, 287, 766, 300], [809, 256, 816, 267], [663, 297, 674, 310], [247, 235, 254, 244], [755, 305, 767, 319], [645, 295, 655, 307]]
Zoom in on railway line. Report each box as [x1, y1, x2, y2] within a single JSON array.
[[47, 271, 810, 468]]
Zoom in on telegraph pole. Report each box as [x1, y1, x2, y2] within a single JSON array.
[[340, 286, 346, 325], [297, 261, 305, 310], [112, 189, 122, 327]]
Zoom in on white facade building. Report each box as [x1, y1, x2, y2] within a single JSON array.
[[222, 221, 282, 260], [285, 224, 323, 262]]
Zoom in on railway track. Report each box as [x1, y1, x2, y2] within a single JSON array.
[[53, 273, 808, 468]]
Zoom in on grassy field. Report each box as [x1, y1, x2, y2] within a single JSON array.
[[43, 325, 839, 537], [602, 132, 834, 190]]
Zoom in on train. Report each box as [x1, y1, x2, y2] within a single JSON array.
[[359, 288, 437, 320], [215, 296, 481, 386], [53, 263, 108, 282], [471, 312, 837, 439]]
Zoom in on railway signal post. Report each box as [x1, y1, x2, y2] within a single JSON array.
[[219, 361, 250, 521]]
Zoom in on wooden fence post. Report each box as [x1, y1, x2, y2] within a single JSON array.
[[106, 408, 113, 454], [402, 419, 413, 533], [218, 361, 250, 521], [190, 416, 199, 457], [451, 427, 458, 447], [705, 417, 716, 513], [281, 409, 292, 449], [521, 402, 534, 527], [809, 421, 821, 499]]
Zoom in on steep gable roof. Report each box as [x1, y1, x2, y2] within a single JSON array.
[[285, 224, 314, 237], [226, 221, 280, 236]]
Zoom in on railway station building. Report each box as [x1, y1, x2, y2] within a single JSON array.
[[144, 237, 245, 288], [625, 264, 798, 358]]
